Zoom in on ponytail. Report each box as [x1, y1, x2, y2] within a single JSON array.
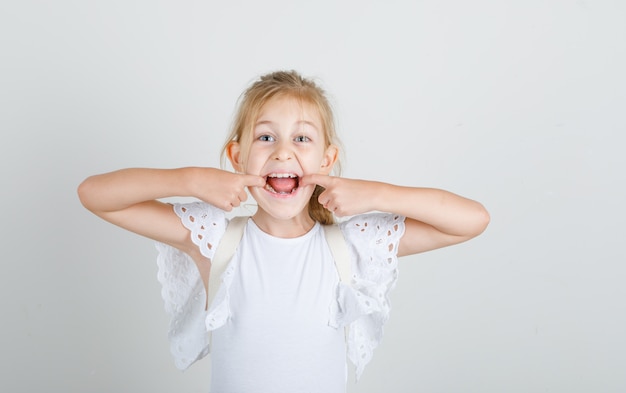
[[308, 185, 334, 225]]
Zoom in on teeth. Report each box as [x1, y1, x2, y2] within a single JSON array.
[[267, 173, 298, 178], [264, 184, 296, 195], [265, 173, 299, 195]]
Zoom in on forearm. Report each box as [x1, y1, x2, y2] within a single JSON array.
[[372, 182, 489, 238], [78, 167, 200, 213]]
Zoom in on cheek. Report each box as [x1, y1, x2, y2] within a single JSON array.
[[242, 153, 262, 173]]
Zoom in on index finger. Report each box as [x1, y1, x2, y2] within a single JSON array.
[[243, 174, 266, 188], [300, 174, 334, 188]]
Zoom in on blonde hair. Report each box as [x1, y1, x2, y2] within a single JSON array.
[[220, 70, 342, 225]]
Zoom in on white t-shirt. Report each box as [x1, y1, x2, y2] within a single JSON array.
[[211, 219, 346, 392], [155, 202, 405, 392]]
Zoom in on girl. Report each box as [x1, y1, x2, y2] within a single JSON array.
[[78, 70, 489, 392]]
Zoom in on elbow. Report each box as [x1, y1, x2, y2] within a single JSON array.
[[77, 176, 96, 211], [456, 204, 489, 243], [473, 203, 490, 236]]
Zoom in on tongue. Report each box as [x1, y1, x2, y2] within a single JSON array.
[[267, 177, 297, 193]]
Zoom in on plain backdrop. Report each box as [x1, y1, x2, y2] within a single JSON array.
[[1, 1, 625, 392]]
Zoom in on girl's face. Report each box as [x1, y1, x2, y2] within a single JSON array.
[[228, 95, 337, 222]]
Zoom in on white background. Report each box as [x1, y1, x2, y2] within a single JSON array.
[[1, 1, 625, 392]]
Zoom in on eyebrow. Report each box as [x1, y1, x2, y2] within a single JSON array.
[[254, 120, 319, 130]]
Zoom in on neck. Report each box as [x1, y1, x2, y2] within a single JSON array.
[[252, 209, 316, 238]]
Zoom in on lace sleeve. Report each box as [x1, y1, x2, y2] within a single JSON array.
[[335, 213, 405, 379], [174, 202, 228, 260], [155, 202, 227, 370]]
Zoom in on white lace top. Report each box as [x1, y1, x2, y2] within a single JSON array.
[[155, 202, 405, 380]]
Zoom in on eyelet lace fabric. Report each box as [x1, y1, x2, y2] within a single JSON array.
[[155, 202, 227, 370], [155, 202, 405, 379], [332, 213, 405, 379]]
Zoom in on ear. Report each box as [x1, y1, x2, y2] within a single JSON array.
[[319, 144, 339, 175], [226, 141, 244, 172]]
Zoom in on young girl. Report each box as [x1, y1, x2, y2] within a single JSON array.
[[78, 70, 489, 392]]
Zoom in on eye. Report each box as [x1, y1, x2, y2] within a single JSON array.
[[258, 135, 275, 142], [294, 135, 310, 143]]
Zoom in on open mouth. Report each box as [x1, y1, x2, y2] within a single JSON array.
[[264, 173, 300, 195]]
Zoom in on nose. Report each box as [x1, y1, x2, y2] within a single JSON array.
[[272, 140, 294, 161]]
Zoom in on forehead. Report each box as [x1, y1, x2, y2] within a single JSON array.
[[255, 95, 322, 129]]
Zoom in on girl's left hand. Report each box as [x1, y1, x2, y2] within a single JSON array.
[[300, 174, 381, 217]]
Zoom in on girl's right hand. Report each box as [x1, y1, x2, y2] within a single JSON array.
[[78, 167, 266, 253], [192, 168, 266, 212]]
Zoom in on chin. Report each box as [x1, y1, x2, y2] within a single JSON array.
[[251, 186, 314, 220]]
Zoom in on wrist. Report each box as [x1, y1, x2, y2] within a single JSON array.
[[372, 181, 395, 213], [179, 167, 208, 198]]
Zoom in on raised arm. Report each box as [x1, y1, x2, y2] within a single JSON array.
[[370, 183, 489, 256], [300, 175, 489, 257], [77, 167, 265, 254]]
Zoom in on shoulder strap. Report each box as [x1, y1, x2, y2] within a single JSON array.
[[323, 223, 351, 284], [323, 223, 352, 339], [207, 216, 248, 309]]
